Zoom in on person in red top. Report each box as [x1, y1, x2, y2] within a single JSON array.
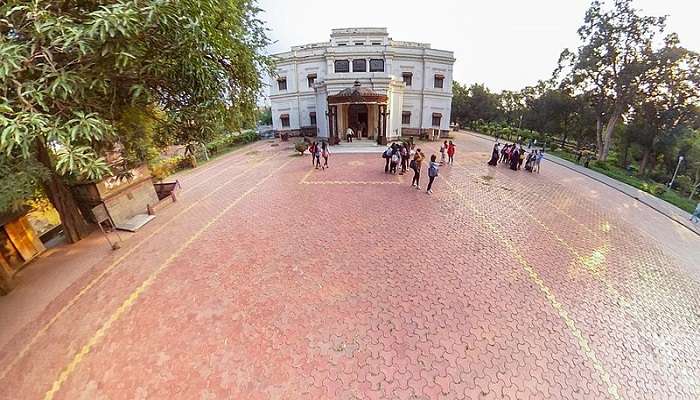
[[447, 141, 456, 165], [308, 141, 316, 166]]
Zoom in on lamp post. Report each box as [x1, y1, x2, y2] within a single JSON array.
[[667, 155, 684, 191]]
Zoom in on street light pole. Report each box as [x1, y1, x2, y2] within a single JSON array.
[[667, 155, 684, 191]]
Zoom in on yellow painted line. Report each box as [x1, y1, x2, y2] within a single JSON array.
[[299, 167, 314, 184], [445, 179, 621, 400], [180, 149, 265, 195], [451, 164, 629, 307], [43, 158, 294, 400], [0, 153, 280, 383], [301, 180, 401, 185], [174, 140, 267, 185]]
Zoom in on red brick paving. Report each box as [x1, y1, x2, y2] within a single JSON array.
[[0, 134, 699, 399]]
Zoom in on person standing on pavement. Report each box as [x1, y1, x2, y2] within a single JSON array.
[[314, 142, 322, 169], [447, 141, 456, 165], [383, 145, 392, 173], [399, 144, 408, 174], [488, 143, 499, 166], [346, 127, 354, 142], [440, 140, 448, 165], [426, 154, 439, 194], [389, 148, 400, 174], [518, 147, 526, 170], [534, 150, 544, 174], [690, 202, 700, 223], [411, 148, 425, 189], [309, 141, 317, 166], [509, 145, 520, 171], [321, 142, 330, 170]]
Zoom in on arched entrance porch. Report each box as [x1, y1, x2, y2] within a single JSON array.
[[327, 81, 389, 145]]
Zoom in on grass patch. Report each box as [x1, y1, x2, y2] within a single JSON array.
[[551, 149, 696, 213]]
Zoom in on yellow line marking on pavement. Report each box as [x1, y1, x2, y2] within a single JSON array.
[[0, 153, 280, 383], [180, 150, 266, 195], [445, 178, 621, 400], [43, 158, 293, 400], [300, 167, 403, 186], [299, 167, 314, 184], [451, 162, 629, 307], [174, 140, 267, 184], [302, 180, 401, 185]]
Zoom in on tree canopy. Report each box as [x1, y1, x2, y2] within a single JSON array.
[[0, 0, 271, 242]]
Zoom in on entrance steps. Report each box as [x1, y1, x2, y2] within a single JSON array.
[[331, 139, 385, 154]]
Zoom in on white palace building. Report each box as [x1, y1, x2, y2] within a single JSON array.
[[269, 28, 455, 145]]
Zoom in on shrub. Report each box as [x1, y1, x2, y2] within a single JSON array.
[[150, 155, 186, 181], [592, 160, 610, 170], [675, 175, 692, 195], [294, 141, 307, 155]]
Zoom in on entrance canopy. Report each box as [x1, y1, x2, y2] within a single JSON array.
[[328, 81, 388, 105]]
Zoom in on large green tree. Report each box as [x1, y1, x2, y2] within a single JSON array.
[[0, 0, 271, 242], [626, 34, 700, 176], [450, 82, 501, 126], [559, 0, 667, 161]]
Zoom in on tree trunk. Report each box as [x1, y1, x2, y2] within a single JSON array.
[[595, 117, 603, 158], [36, 140, 91, 244], [638, 148, 652, 177], [620, 141, 630, 168], [599, 106, 623, 161]]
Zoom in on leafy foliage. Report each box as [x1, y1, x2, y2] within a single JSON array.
[[0, 0, 271, 241]]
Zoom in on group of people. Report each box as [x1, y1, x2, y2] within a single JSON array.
[[308, 141, 330, 170], [382, 141, 449, 194], [488, 143, 543, 173]]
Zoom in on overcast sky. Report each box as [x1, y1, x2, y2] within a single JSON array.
[[257, 0, 700, 93]]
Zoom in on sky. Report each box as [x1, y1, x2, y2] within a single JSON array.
[[257, 0, 700, 93]]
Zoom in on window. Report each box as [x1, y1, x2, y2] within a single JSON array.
[[309, 112, 317, 126], [352, 59, 367, 72], [280, 114, 290, 128], [402, 72, 413, 87], [371, 42, 382, 46], [432, 113, 442, 127], [277, 78, 287, 91], [337, 42, 347, 46], [307, 74, 317, 87], [355, 42, 364, 46], [369, 59, 384, 72], [434, 74, 444, 89], [402, 112, 411, 125], [334, 60, 350, 73]]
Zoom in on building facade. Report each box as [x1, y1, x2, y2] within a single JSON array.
[[269, 28, 455, 144]]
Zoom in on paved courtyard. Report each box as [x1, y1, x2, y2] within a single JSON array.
[[1, 132, 699, 399]]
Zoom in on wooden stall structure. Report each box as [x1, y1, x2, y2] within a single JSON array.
[[72, 165, 159, 231], [0, 208, 46, 295]]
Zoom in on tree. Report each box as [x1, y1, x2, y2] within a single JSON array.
[[682, 131, 700, 199], [626, 34, 700, 176], [450, 82, 501, 126], [498, 90, 526, 126], [0, 0, 271, 242], [559, 0, 667, 161], [258, 106, 272, 126]]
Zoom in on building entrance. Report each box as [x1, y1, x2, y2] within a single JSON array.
[[348, 104, 368, 138]]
